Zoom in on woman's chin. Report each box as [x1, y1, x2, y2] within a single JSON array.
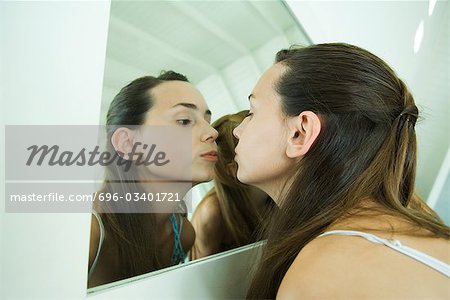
[[191, 172, 214, 185], [236, 170, 247, 184]]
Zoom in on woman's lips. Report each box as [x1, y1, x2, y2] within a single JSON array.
[[200, 151, 218, 162]]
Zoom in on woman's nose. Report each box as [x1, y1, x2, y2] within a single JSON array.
[[204, 125, 218, 143]]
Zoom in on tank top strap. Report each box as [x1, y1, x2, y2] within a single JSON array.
[[178, 213, 183, 232], [318, 230, 450, 278], [170, 213, 186, 265]]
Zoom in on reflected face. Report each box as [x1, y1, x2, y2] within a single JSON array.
[[233, 64, 292, 196], [143, 80, 218, 184]]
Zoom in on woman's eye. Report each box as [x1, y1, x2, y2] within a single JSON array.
[[177, 119, 192, 126], [245, 111, 254, 118]]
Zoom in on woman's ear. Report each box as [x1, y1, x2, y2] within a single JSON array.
[[286, 111, 321, 158], [110, 127, 136, 160]]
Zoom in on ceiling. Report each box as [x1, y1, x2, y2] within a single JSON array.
[[100, 0, 310, 122]]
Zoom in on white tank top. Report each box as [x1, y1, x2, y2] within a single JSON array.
[[318, 230, 450, 278]]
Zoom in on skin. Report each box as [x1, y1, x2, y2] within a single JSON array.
[[233, 63, 293, 200], [233, 63, 320, 201], [88, 80, 218, 288], [233, 64, 450, 299], [144, 80, 219, 184], [189, 194, 227, 259], [277, 216, 450, 299]]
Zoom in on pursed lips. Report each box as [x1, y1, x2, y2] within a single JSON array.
[[200, 150, 218, 162]]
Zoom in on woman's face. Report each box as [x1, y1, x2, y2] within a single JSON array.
[[233, 64, 292, 198], [142, 80, 218, 184]]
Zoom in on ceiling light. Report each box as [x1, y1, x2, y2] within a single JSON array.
[[414, 20, 424, 54], [429, 0, 437, 16]]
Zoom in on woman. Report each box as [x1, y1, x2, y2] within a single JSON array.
[[233, 43, 450, 299], [190, 110, 274, 259], [87, 71, 218, 288]]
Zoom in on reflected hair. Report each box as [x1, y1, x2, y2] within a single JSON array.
[[247, 43, 450, 299]]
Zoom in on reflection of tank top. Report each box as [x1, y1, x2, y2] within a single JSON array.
[[87, 211, 187, 279], [169, 213, 187, 265], [318, 230, 450, 277]]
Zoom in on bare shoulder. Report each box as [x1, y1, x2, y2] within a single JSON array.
[[190, 195, 225, 259], [277, 234, 379, 299], [192, 195, 223, 232], [88, 214, 101, 269]]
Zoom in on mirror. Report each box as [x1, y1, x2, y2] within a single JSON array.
[[88, 0, 310, 291]]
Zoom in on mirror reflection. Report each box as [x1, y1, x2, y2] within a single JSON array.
[[88, 71, 215, 288], [88, 0, 310, 289]]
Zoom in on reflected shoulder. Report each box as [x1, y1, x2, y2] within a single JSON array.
[[190, 194, 225, 259], [193, 195, 223, 233]]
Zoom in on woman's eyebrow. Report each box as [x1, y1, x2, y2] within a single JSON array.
[[248, 94, 255, 101], [171, 102, 211, 116], [172, 102, 198, 110]]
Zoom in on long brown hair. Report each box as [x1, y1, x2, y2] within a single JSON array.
[[247, 43, 450, 299], [92, 71, 189, 281], [205, 110, 272, 247]]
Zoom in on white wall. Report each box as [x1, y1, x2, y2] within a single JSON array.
[[0, 1, 110, 299], [287, 0, 450, 210]]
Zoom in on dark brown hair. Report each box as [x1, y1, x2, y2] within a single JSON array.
[[247, 43, 449, 299]]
